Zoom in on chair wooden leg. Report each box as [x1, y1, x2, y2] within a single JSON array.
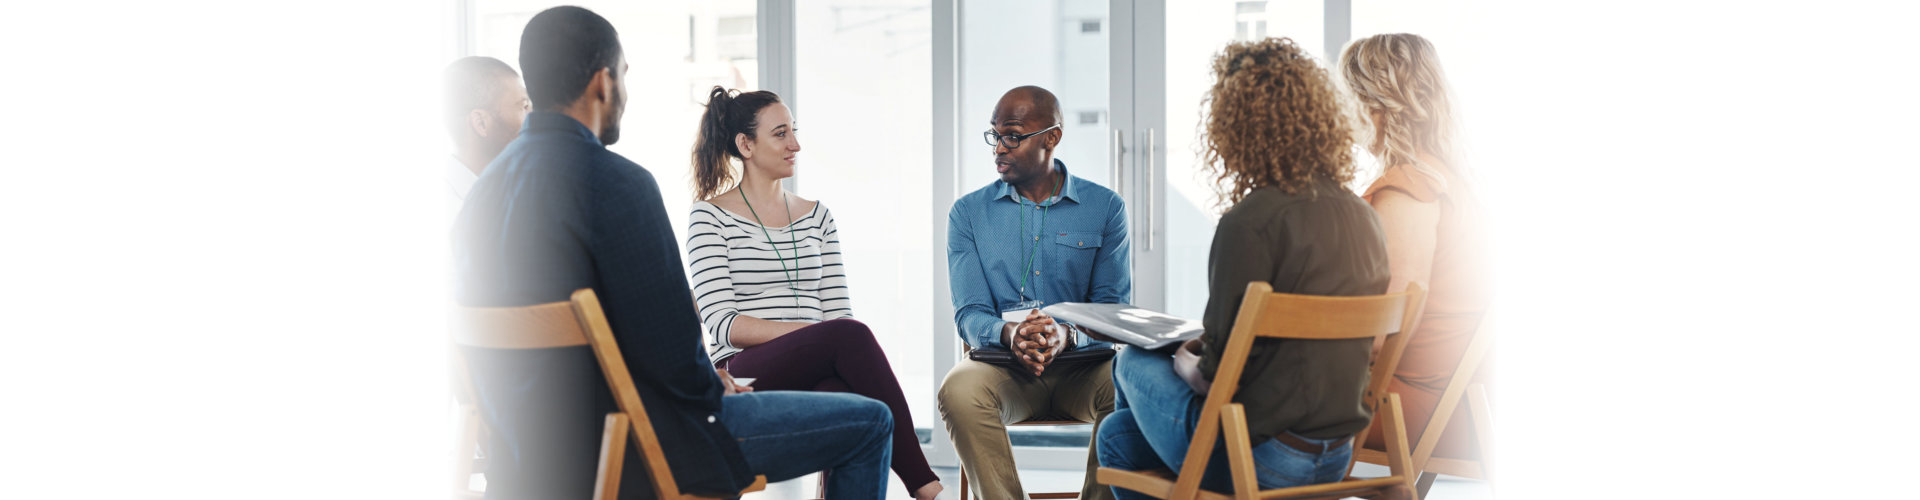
[[594, 413, 630, 500], [1467, 383, 1494, 485], [1384, 482, 1416, 500], [959, 464, 968, 500], [1381, 394, 1418, 500], [1414, 471, 1438, 498], [1221, 404, 1260, 499]]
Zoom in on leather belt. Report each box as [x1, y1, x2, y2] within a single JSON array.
[[1274, 432, 1348, 455]]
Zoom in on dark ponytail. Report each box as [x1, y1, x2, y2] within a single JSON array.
[[693, 86, 782, 201]]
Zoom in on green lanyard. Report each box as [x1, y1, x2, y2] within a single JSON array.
[[1017, 176, 1062, 302], [739, 188, 803, 310]]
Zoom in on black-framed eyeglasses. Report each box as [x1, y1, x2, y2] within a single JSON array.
[[983, 123, 1061, 149]]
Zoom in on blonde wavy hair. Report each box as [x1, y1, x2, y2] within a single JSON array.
[[1340, 33, 1458, 188], [1200, 37, 1355, 208]]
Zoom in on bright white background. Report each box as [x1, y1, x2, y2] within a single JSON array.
[[2, 1, 1917, 499]]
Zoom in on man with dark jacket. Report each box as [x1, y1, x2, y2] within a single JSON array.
[[454, 6, 892, 499]]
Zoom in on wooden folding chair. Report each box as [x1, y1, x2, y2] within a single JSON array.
[[452, 288, 768, 500], [1350, 316, 1494, 497], [1096, 282, 1428, 500]]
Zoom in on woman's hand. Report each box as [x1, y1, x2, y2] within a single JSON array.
[[716, 368, 754, 395], [1172, 339, 1210, 395]]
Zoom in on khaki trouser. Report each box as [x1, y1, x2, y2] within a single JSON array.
[[938, 357, 1116, 500]]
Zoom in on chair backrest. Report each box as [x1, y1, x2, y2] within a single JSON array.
[[451, 290, 681, 499], [1204, 281, 1427, 416], [1169, 281, 1427, 498], [452, 301, 590, 349], [569, 288, 682, 499]]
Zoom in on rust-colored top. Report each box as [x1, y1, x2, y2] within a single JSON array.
[[1363, 163, 1492, 396]]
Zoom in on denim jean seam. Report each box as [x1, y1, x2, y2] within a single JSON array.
[[1313, 444, 1353, 484], [1316, 441, 1350, 469], [1251, 447, 1318, 486]]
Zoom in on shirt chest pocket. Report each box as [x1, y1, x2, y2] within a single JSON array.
[[1052, 232, 1103, 290], [1055, 232, 1102, 251]]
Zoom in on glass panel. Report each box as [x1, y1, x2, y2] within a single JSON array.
[[960, 0, 1111, 193], [959, 0, 1110, 448], [468, 0, 758, 261], [1353, 0, 1466, 42], [1161, 0, 1323, 320], [794, 0, 936, 442]]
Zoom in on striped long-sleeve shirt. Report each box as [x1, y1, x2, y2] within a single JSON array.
[[688, 199, 851, 364]]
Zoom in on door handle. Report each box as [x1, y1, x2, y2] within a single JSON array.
[[1145, 128, 1155, 251], [1110, 128, 1125, 202]]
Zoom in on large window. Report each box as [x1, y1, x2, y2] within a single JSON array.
[[1160, 0, 1328, 320], [959, 0, 1112, 193], [467, 0, 758, 253], [794, 0, 937, 442]]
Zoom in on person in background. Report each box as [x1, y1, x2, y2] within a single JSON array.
[[941, 85, 1129, 500], [441, 55, 528, 471], [1095, 37, 1390, 499], [686, 86, 944, 500], [442, 55, 528, 211], [1341, 32, 1492, 462], [454, 7, 892, 499]]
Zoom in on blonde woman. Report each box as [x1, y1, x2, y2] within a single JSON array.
[[1095, 38, 1390, 499], [1341, 33, 1492, 461]]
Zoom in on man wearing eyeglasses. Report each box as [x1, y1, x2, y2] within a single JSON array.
[[941, 85, 1130, 500]]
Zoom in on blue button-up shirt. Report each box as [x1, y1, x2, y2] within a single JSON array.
[[947, 159, 1132, 350]]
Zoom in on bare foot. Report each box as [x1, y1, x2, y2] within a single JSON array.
[[913, 480, 944, 500]]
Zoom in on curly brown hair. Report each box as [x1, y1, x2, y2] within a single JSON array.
[[1200, 37, 1355, 208]]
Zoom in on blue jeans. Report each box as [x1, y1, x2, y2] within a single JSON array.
[[722, 391, 893, 500], [1096, 348, 1351, 500]]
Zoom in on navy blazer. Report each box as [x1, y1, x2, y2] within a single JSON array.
[[454, 112, 754, 499]]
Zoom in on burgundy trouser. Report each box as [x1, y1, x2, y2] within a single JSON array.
[[719, 318, 938, 495]]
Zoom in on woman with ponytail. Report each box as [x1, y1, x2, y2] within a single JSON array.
[[685, 86, 944, 500], [1340, 33, 1491, 462]]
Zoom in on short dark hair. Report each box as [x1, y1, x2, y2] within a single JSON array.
[[519, 6, 623, 111], [442, 56, 520, 140]]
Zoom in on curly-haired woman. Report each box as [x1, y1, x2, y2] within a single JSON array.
[[1095, 38, 1391, 498], [1341, 33, 1491, 463]]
